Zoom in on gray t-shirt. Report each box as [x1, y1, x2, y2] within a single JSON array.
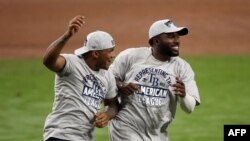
[[108, 47, 200, 141], [43, 54, 117, 141]]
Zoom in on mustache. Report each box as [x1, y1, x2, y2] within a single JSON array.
[[171, 43, 179, 47]]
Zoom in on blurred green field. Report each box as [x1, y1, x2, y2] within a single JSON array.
[[0, 56, 250, 141]]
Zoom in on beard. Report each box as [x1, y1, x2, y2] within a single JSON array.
[[158, 41, 179, 57]]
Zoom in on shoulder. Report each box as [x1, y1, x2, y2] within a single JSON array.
[[171, 57, 194, 74], [100, 69, 116, 81], [119, 47, 150, 55], [60, 54, 82, 62], [60, 54, 79, 59], [116, 47, 151, 59], [171, 57, 190, 66]]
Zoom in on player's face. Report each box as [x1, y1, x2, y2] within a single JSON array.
[[158, 33, 180, 57], [97, 47, 115, 70]]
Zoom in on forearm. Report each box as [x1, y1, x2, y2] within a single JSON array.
[[178, 94, 196, 113], [43, 31, 71, 69], [104, 100, 118, 119]]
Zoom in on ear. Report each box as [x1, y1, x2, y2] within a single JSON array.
[[153, 38, 160, 46], [92, 51, 100, 59]]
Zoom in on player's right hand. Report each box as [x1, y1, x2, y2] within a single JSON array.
[[118, 83, 139, 96], [94, 112, 109, 128], [68, 15, 85, 36]]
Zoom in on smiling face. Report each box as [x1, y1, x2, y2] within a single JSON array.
[[156, 32, 180, 57], [96, 47, 115, 70]]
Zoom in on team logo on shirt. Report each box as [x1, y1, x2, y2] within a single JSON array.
[[136, 85, 170, 106], [81, 74, 106, 109], [133, 68, 174, 107]]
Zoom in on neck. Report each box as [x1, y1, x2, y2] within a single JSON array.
[[82, 55, 99, 71], [151, 47, 170, 62]]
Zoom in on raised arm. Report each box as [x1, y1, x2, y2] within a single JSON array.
[[43, 15, 85, 72]]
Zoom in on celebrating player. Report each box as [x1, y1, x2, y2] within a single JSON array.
[[108, 19, 201, 141], [42, 15, 118, 141]]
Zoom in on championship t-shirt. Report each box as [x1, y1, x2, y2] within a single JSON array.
[[108, 47, 200, 141], [44, 54, 117, 141]]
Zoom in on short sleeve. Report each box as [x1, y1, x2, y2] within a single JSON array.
[[105, 71, 118, 99], [56, 54, 76, 77]]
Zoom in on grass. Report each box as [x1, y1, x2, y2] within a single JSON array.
[[0, 55, 250, 141]]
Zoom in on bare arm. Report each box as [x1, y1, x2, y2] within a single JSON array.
[[104, 97, 119, 119], [94, 97, 119, 128], [43, 15, 85, 72]]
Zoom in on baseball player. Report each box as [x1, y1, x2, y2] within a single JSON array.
[[108, 19, 201, 141], [42, 15, 118, 141]]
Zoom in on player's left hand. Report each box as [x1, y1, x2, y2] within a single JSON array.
[[94, 112, 109, 128], [173, 77, 186, 97]]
